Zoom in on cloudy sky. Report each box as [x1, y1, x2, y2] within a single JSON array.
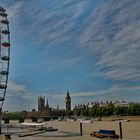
[[0, 0, 140, 111]]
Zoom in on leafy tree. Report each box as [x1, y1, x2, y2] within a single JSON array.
[[77, 109, 81, 116], [3, 112, 22, 120], [65, 110, 73, 117]]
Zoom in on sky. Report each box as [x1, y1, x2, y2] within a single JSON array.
[[0, 0, 140, 111]]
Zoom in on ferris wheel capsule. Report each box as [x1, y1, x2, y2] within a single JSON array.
[[0, 6, 6, 12], [1, 56, 10, 61], [0, 71, 9, 75], [0, 84, 7, 89], [0, 97, 4, 101], [1, 30, 10, 34], [1, 20, 9, 24], [0, 12, 7, 17], [2, 42, 10, 47]]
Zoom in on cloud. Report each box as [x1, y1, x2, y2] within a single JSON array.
[[47, 91, 100, 98], [78, 0, 140, 81], [1, 82, 37, 111], [43, 84, 140, 109], [47, 84, 140, 99], [1, 0, 140, 110], [4, 0, 88, 45], [7, 82, 36, 100], [27, 0, 88, 45], [4, 1, 140, 82], [44, 55, 83, 71], [7, 82, 26, 93], [5, 1, 24, 32], [110, 84, 140, 92]]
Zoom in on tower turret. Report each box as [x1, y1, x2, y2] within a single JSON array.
[[38, 96, 45, 112], [45, 99, 49, 110]]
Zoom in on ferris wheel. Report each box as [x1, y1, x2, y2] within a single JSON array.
[[0, 6, 10, 111]]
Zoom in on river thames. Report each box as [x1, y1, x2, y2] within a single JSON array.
[[0, 119, 140, 140]]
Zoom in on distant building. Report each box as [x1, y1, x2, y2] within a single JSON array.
[[86, 100, 133, 108], [87, 101, 100, 108], [65, 90, 71, 111], [114, 101, 130, 107], [24, 96, 65, 119], [99, 100, 114, 107], [73, 104, 86, 110]]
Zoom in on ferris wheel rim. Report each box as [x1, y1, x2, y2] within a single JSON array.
[[0, 6, 10, 110]]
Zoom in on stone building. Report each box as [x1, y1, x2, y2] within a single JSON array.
[[24, 96, 65, 119]]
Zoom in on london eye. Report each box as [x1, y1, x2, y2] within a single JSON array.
[[0, 6, 10, 133]]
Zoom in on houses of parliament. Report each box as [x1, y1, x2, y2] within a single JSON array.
[[24, 90, 71, 118]]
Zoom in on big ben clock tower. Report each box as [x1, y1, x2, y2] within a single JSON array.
[[65, 90, 71, 111]]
